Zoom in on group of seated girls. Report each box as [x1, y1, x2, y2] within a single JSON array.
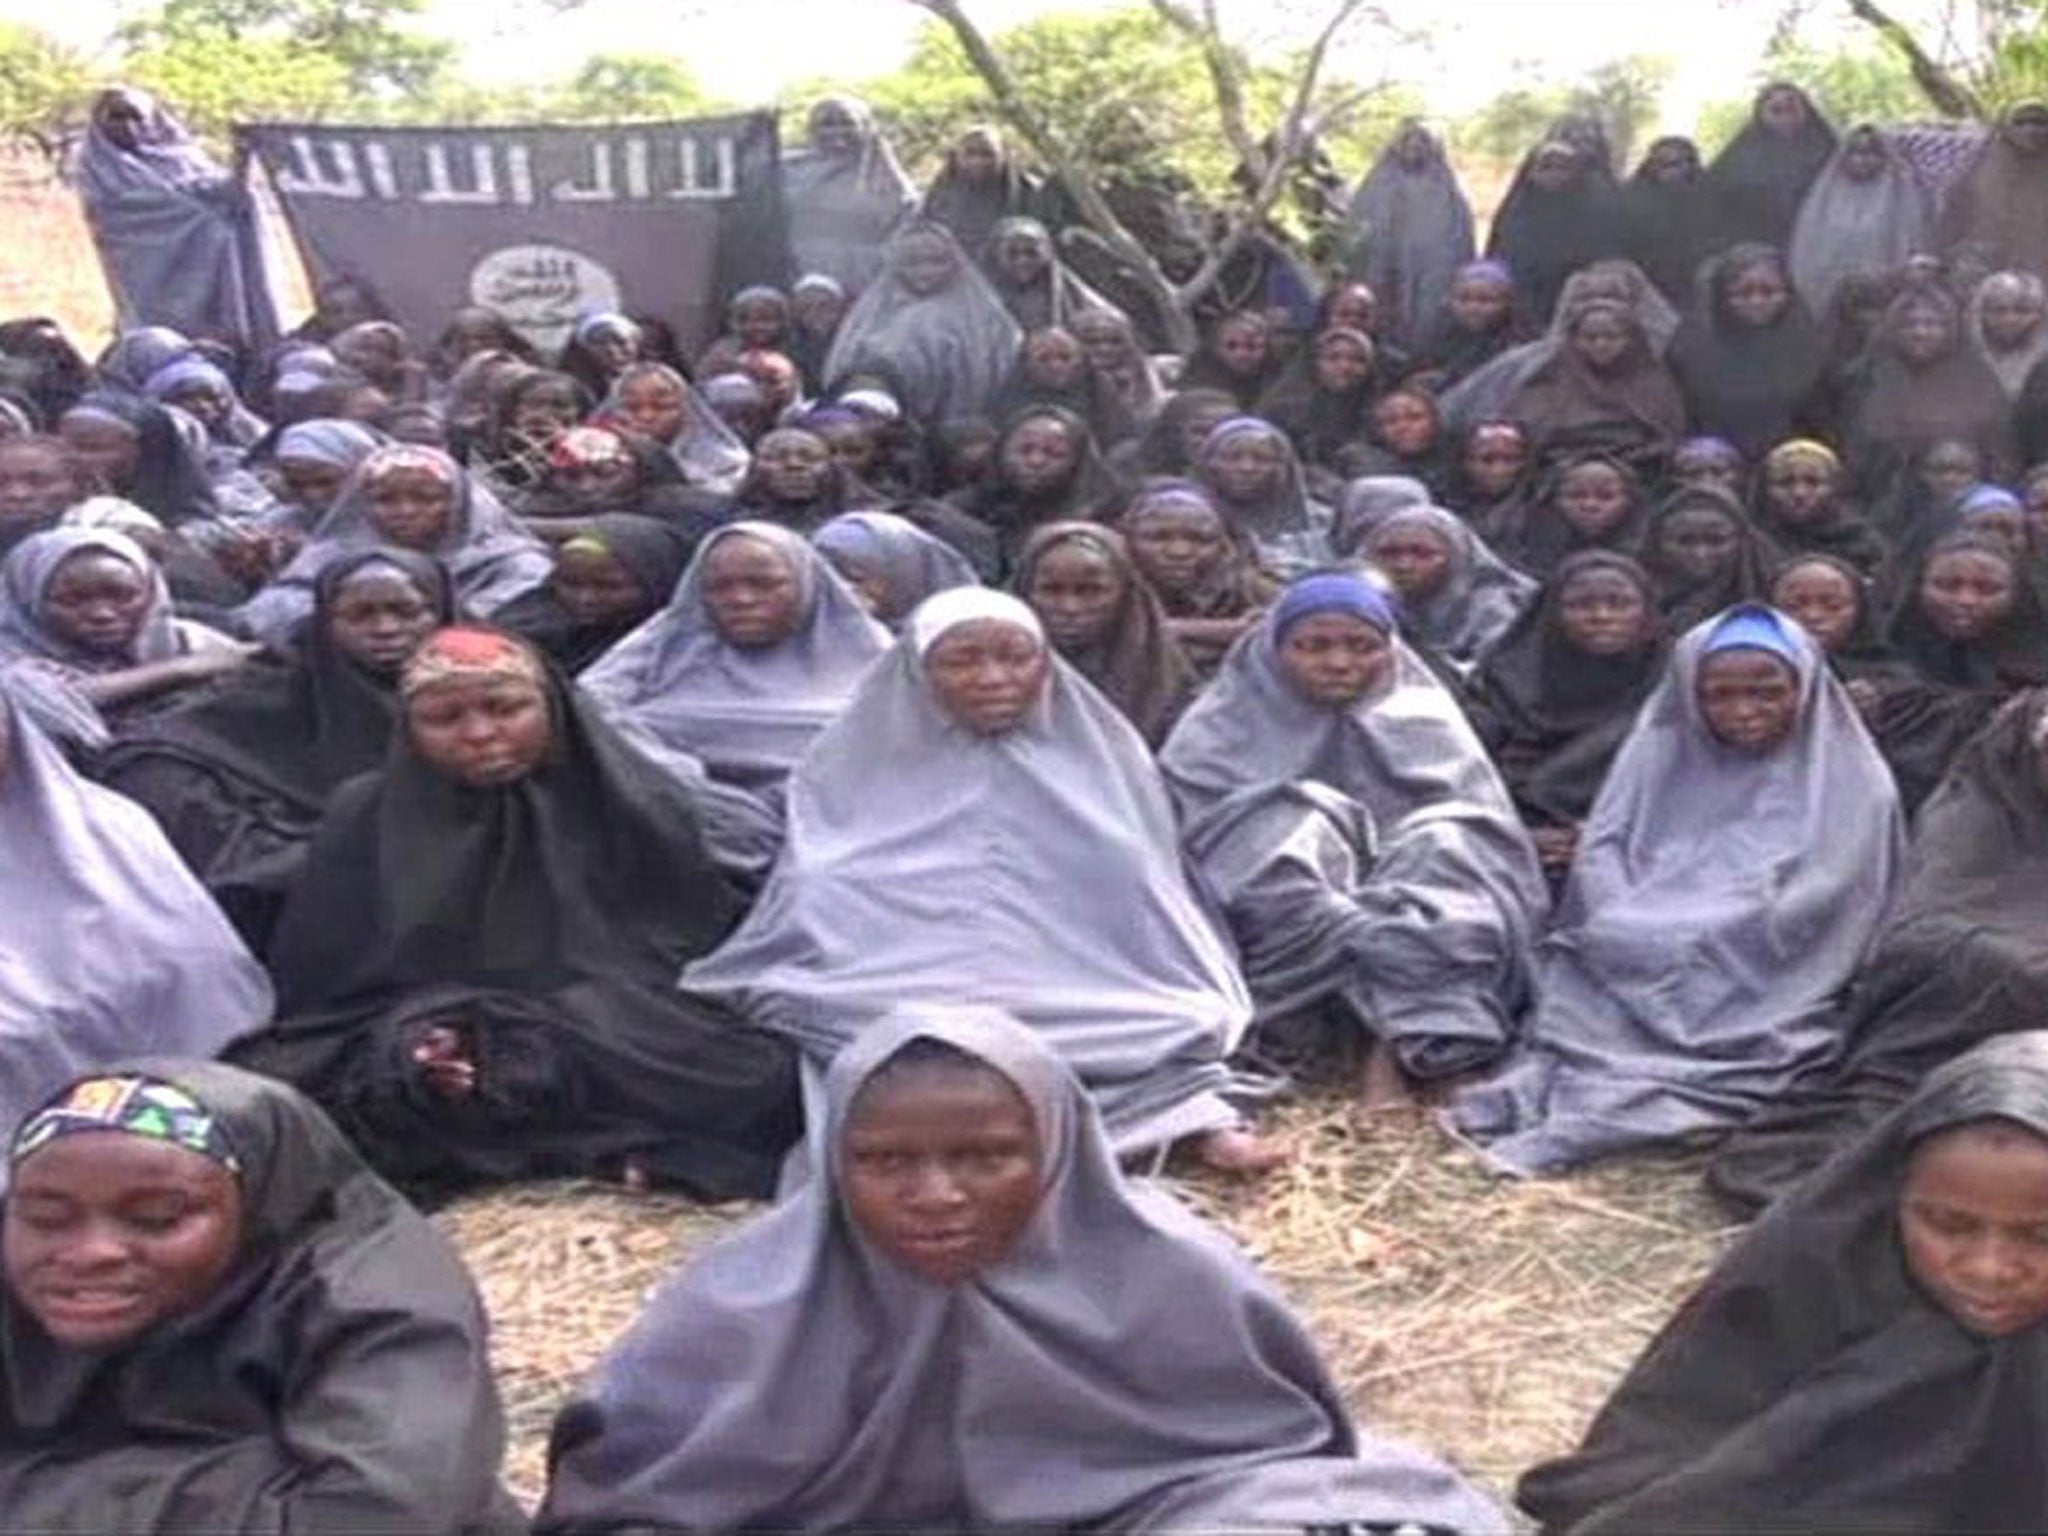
[[7, 83, 2048, 1533]]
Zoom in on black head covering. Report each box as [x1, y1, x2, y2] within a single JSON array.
[[1467, 549, 1668, 826], [1707, 81, 1840, 248], [1747, 441, 1891, 578], [1122, 387, 1240, 476], [1484, 139, 1628, 325], [1617, 136, 1725, 305], [1640, 483, 1769, 631], [1666, 243, 1827, 458], [1176, 311, 1283, 410], [1531, 1030, 2048, 1535], [493, 513, 689, 674], [60, 391, 217, 525], [1491, 450, 1647, 576], [955, 404, 1120, 572], [0, 1057, 521, 1530]]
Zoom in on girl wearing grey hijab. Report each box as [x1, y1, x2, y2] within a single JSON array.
[[1787, 124, 1936, 321], [1358, 503, 1538, 679], [1161, 572, 1547, 1106], [682, 588, 1270, 1165], [538, 1005, 1508, 1536], [780, 96, 917, 296], [579, 521, 889, 805], [1451, 605, 1905, 1175]]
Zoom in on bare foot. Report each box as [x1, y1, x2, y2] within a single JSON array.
[[1193, 1125, 1293, 1176], [1357, 1041, 1418, 1112], [412, 1025, 478, 1102]]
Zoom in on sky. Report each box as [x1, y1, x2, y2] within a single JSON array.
[[5, 0, 1936, 130]]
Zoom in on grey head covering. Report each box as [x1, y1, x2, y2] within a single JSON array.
[[1439, 259, 1680, 434], [600, 361, 750, 494], [1193, 416, 1336, 579], [1451, 604, 1906, 1175], [539, 1004, 1509, 1535], [1344, 121, 1479, 350], [0, 676, 273, 1193], [235, 443, 549, 644], [579, 520, 890, 799], [811, 509, 982, 627], [274, 417, 383, 470], [821, 220, 1025, 427], [681, 591, 1253, 1154], [1332, 473, 1433, 553], [1788, 125, 1937, 320], [780, 95, 918, 295], [1161, 599, 1547, 1079], [0, 526, 183, 670], [1361, 503, 1538, 677], [1967, 270, 2048, 397]]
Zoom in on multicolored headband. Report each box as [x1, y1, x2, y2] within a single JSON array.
[[549, 426, 635, 472], [11, 1075, 241, 1174], [1766, 438, 1841, 471], [364, 444, 458, 487], [400, 625, 547, 699]]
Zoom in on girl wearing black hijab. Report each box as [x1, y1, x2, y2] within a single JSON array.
[[0, 1059, 523, 1531], [1485, 139, 1627, 325], [952, 405, 1119, 574], [1639, 483, 1770, 633], [492, 514, 689, 673], [232, 625, 801, 1203], [56, 391, 218, 528], [921, 125, 1046, 259], [1706, 81, 1839, 250], [1530, 1030, 2048, 1534], [1668, 243, 1827, 459], [1177, 310, 1283, 411], [1618, 136, 1725, 307]]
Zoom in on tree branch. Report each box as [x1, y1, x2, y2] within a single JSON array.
[[1147, 0, 1263, 179], [1842, 0, 1985, 118]]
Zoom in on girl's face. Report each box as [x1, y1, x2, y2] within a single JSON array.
[[1674, 446, 1745, 498], [999, 232, 1051, 287], [1313, 334, 1374, 392], [1462, 426, 1528, 496], [733, 297, 787, 349], [367, 469, 455, 550], [1762, 453, 1836, 526], [1372, 392, 1436, 457], [756, 431, 833, 503], [165, 383, 228, 430], [792, 286, 846, 335], [1127, 497, 1230, 596], [1072, 315, 1128, 374], [893, 234, 959, 298], [1656, 507, 1742, 583], [1841, 131, 1888, 183], [42, 550, 151, 656], [325, 567, 439, 674], [552, 544, 651, 627], [1026, 539, 1126, 652], [550, 451, 639, 511], [614, 373, 687, 444], [0, 443, 83, 529], [1555, 566, 1653, 656], [1213, 318, 1270, 377], [1894, 301, 1955, 365], [4, 1131, 243, 1350], [58, 414, 141, 491], [1723, 261, 1791, 329], [1965, 503, 2031, 557], [1367, 521, 1455, 602], [1449, 277, 1511, 333], [924, 619, 1049, 734], [1982, 284, 2046, 350], [585, 324, 641, 376], [1002, 418, 1081, 496], [1901, 1122, 2048, 1337], [1772, 561, 1863, 653], [1205, 432, 1284, 504], [1326, 285, 1378, 335], [1922, 441, 1983, 504], [1759, 86, 1808, 133], [1920, 548, 2018, 641], [840, 1061, 1043, 1286], [1278, 613, 1393, 708], [817, 420, 878, 478], [1569, 310, 1632, 372], [1696, 649, 1801, 753], [701, 534, 805, 648], [276, 456, 352, 517], [407, 675, 553, 787], [511, 380, 583, 448], [1556, 462, 1633, 537], [1024, 331, 1087, 391], [1175, 403, 1234, 468]]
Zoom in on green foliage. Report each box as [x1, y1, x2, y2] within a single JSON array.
[[784, 8, 1419, 201], [1692, 38, 1928, 157], [1449, 53, 1674, 170], [547, 53, 713, 121], [0, 22, 96, 150], [117, 0, 453, 96]]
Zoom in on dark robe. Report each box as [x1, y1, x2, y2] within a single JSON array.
[[96, 550, 457, 950], [1939, 105, 2048, 284], [1640, 484, 1771, 632], [1837, 292, 2014, 502], [1667, 245, 1827, 459], [0, 1058, 524, 1533], [492, 514, 689, 673], [1484, 154, 1628, 326], [952, 406, 1120, 575], [1465, 550, 1667, 829], [1706, 84, 1839, 250], [1617, 138, 1726, 306], [1708, 695, 2048, 1215], [1489, 452, 1647, 578], [1530, 1031, 2048, 1534], [231, 648, 800, 1202]]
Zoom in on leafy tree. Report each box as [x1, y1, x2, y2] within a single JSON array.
[[547, 53, 714, 121], [0, 22, 96, 153], [1693, 35, 1934, 154], [1450, 53, 1673, 171], [117, 0, 455, 102]]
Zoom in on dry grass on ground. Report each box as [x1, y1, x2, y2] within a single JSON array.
[[435, 1096, 1737, 1515]]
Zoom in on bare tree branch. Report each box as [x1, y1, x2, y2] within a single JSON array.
[[1147, 0, 1264, 179], [1842, 0, 1985, 118]]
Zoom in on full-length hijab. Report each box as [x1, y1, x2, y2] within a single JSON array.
[[1161, 607, 1547, 1078], [1667, 244, 1827, 458], [0, 1058, 520, 1531], [1940, 103, 2048, 283], [1709, 691, 2048, 1213], [812, 510, 980, 627], [1451, 607, 1904, 1174], [493, 514, 689, 674], [781, 96, 917, 294], [1707, 83, 1838, 248], [1343, 124, 1477, 349], [680, 609, 1254, 1154], [539, 1008, 1507, 1536], [597, 362, 750, 495], [1525, 1032, 2048, 1535], [1360, 503, 1536, 676], [579, 522, 889, 797], [0, 681, 272, 1191], [1788, 126, 1935, 319]]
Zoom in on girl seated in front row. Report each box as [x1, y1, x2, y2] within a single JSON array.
[[539, 1007, 1507, 1535]]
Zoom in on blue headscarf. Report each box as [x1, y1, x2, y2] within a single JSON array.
[[1701, 602, 1805, 666], [1270, 570, 1398, 642]]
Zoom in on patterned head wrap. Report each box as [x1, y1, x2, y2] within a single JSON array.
[[11, 1074, 241, 1174], [1764, 438, 1842, 474], [400, 625, 547, 699], [549, 425, 636, 472], [363, 443, 459, 487]]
